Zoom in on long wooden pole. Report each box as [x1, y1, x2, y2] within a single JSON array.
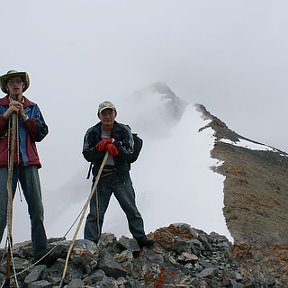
[[59, 151, 109, 288], [4, 113, 17, 288]]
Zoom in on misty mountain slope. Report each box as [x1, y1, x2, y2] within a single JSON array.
[[197, 104, 288, 245], [121, 82, 187, 137]]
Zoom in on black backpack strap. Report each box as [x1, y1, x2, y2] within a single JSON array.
[[86, 162, 93, 179]]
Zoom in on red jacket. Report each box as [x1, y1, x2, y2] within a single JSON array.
[[0, 96, 48, 167]]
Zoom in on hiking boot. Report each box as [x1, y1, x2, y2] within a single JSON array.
[[135, 236, 155, 248], [33, 250, 54, 266]]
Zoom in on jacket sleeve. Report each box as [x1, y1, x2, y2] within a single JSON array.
[[0, 103, 9, 137], [82, 128, 106, 163], [23, 104, 48, 142], [0, 116, 8, 137], [113, 124, 134, 161]]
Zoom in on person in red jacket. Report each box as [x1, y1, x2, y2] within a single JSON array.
[[0, 70, 48, 261]]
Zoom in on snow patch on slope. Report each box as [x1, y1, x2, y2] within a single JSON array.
[[220, 138, 275, 152]]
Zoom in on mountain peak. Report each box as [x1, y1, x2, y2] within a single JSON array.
[[127, 82, 187, 137]]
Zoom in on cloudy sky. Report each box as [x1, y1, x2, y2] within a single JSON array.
[[1, 1, 288, 245]]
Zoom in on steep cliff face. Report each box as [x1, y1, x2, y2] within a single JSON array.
[[197, 103, 288, 244], [197, 104, 288, 285], [215, 142, 288, 244]]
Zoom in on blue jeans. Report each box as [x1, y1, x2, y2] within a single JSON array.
[[0, 166, 47, 257], [84, 171, 146, 244]]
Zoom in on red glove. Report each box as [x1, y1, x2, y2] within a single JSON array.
[[96, 138, 113, 151], [106, 143, 118, 156]]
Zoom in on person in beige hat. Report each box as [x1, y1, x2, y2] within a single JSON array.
[[82, 101, 155, 248], [0, 70, 48, 261]]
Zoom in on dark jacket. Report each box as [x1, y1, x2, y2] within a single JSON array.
[[82, 121, 134, 177], [0, 96, 48, 167]]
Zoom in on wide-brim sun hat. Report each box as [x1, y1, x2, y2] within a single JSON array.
[[0, 70, 30, 94]]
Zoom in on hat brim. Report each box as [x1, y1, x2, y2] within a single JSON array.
[[0, 72, 30, 94], [98, 107, 116, 114]]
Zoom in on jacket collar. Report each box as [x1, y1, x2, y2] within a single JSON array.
[[0, 95, 33, 107]]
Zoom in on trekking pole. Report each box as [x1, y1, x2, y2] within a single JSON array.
[[59, 151, 109, 288], [4, 113, 17, 288]]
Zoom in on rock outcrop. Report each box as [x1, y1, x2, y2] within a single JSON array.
[[1, 223, 284, 288]]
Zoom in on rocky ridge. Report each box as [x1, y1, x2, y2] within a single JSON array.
[[0, 223, 279, 288], [197, 104, 288, 286]]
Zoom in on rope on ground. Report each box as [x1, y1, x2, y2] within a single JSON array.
[[59, 151, 109, 288]]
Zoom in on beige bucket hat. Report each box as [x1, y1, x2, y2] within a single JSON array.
[[0, 70, 30, 94]]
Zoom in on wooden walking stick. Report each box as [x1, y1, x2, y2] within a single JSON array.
[[4, 113, 17, 288], [59, 151, 109, 288]]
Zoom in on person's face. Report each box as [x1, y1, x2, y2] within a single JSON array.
[[99, 109, 116, 126], [5, 76, 24, 99]]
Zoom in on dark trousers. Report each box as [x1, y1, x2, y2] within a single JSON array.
[[0, 166, 47, 257], [84, 171, 146, 244]]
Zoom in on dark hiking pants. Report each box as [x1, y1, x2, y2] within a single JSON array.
[[0, 166, 47, 258], [84, 171, 146, 244]]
